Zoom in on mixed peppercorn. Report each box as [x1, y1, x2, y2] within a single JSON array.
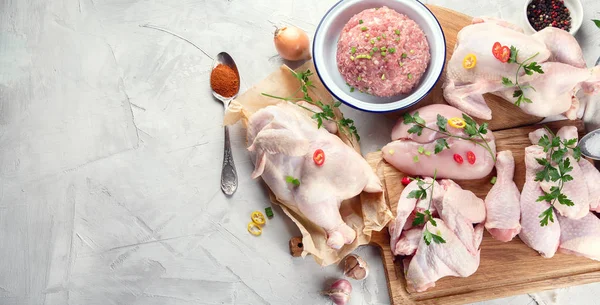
[[527, 0, 572, 32]]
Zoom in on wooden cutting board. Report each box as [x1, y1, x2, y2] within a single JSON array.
[[368, 119, 600, 305], [388, 5, 544, 131]]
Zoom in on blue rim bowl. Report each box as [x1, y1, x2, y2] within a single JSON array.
[[313, 0, 446, 113]]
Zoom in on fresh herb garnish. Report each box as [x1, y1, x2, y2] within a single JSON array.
[[403, 112, 496, 162], [261, 70, 360, 141], [593, 19, 600, 29], [501, 46, 545, 107], [409, 171, 446, 246], [535, 127, 581, 227], [285, 176, 301, 186]]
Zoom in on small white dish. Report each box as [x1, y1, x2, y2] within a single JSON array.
[[523, 0, 583, 35], [580, 128, 600, 161], [312, 0, 446, 113]]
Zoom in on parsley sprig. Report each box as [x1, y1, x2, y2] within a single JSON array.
[[501, 46, 544, 107], [535, 127, 582, 227], [408, 171, 446, 246], [403, 112, 496, 162], [262, 70, 360, 141]]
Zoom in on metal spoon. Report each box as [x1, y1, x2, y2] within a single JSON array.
[[212, 52, 239, 196], [579, 128, 600, 161]]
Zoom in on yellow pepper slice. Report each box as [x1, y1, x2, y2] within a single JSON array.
[[248, 222, 262, 236], [448, 117, 466, 129], [251, 211, 266, 225], [462, 53, 477, 69]]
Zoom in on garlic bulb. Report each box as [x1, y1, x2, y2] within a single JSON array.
[[322, 279, 352, 305], [343, 254, 369, 280]]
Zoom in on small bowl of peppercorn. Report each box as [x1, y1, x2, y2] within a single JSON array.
[[524, 0, 583, 35]]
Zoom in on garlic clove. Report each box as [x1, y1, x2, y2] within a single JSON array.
[[323, 279, 352, 305], [343, 254, 369, 280]]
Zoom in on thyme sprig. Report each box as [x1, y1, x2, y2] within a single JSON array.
[[408, 171, 446, 246], [501, 46, 544, 107], [535, 127, 582, 227], [403, 112, 496, 162], [261, 70, 360, 141]]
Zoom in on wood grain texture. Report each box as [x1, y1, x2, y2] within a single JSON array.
[[385, 5, 543, 131], [367, 119, 600, 305]]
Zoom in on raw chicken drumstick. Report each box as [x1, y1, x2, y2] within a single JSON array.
[[484, 150, 521, 242]]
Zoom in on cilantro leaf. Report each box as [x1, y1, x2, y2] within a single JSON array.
[[564, 138, 577, 147], [594, 19, 600, 29], [559, 158, 573, 176], [464, 124, 478, 136], [538, 135, 551, 150], [461, 114, 476, 126], [413, 112, 426, 125], [573, 147, 582, 161], [479, 122, 489, 134], [551, 149, 566, 164], [436, 114, 448, 132], [508, 46, 518, 63], [548, 167, 561, 182], [403, 113, 415, 124], [539, 207, 555, 227], [333, 101, 342, 107], [407, 125, 424, 136], [537, 191, 555, 203], [536, 158, 549, 166], [434, 138, 450, 154], [407, 189, 425, 200], [423, 229, 433, 245], [525, 62, 544, 74], [425, 210, 437, 227], [412, 212, 426, 226], [431, 232, 446, 244], [502, 77, 514, 87], [557, 193, 574, 206]]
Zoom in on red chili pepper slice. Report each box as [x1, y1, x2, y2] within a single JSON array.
[[401, 176, 411, 186], [467, 151, 476, 164], [492, 42, 502, 60], [453, 153, 464, 164], [313, 149, 325, 166], [499, 46, 510, 63]]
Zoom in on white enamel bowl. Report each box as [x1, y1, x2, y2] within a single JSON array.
[[312, 0, 446, 113]]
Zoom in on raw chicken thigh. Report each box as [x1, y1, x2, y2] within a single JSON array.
[[382, 104, 496, 180], [519, 145, 560, 258], [389, 177, 485, 292], [444, 17, 600, 120], [247, 102, 383, 249], [520, 126, 600, 261], [484, 150, 521, 242]]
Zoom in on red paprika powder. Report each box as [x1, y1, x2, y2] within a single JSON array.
[[210, 64, 239, 98]]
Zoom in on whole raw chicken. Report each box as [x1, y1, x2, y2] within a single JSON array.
[[247, 102, 383, 249], [444, 17, 600, 120], [382, 104, 496, 180]]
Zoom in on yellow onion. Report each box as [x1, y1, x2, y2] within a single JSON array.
[[274, 26, 311, 61]]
